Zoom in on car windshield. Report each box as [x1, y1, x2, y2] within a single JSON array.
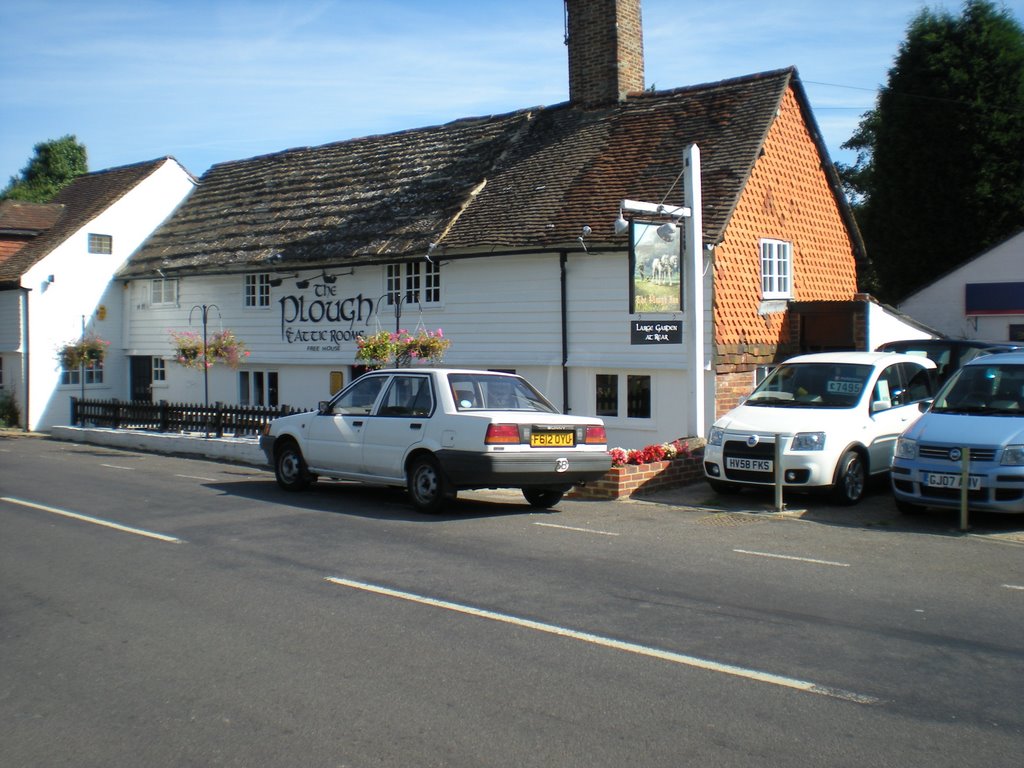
[[932, 363, 1024, 414], [745, 363, 872, 409], [447, 373, 557, 413]]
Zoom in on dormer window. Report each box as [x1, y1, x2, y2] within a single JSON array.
[[88, 233, 113, 254], [151, 278, 178, 306], [760, 239, 792, 299]]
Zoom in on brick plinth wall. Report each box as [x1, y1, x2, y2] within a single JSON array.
[[571, 447, 705, 500]]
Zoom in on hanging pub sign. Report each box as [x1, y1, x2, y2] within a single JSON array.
[[631, 320, 682, 345]]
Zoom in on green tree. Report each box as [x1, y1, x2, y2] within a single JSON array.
[[1, 135, 88, 202], [840, 1, 1024, 302]]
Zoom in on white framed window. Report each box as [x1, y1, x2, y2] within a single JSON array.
[[152, 357, 166, 382], [88, 233, 113, 254], [245, 273, 271, 308], [387, 262, 442, 307], [594, 373, 651, 419], [151, 278, 179, 306], [61, 363, 104, 386], [239, 370, 279, 406], [760, 239, 792, 299]]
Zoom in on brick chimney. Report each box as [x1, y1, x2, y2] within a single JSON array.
[[565, 0, 645, 106]]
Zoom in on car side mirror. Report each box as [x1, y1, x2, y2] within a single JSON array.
[[871, 400, 891, 413], [318, 400, 332, 415], [918, 399, 933, 413]]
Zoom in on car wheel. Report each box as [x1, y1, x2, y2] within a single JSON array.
[[275, 440, 312, 491], [522, 488, 566, 508], [708, 479, 743, 495], [895, 498, 926, 515], [407, 455, 451, 514], [831, 450, 866, 505]]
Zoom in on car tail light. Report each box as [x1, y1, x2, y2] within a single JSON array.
[[584, 425, 607, 445], [485, 424, 521, 445]]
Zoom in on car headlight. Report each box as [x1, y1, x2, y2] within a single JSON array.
[[792, 432, 825, 451], [707, 427, 725, 446], [894, 436, 917, 460], [1001, 444, 1024, 466]]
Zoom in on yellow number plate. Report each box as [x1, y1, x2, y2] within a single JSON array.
[[530, 431, 575, 447]]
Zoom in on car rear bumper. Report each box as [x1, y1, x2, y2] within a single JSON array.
[[437, 450, 612, 489]]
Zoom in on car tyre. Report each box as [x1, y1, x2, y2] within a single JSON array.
[[708, 479, 743, 495], [407, 454, 452, 514], [275, 440, 313, 491], [831, 450, 866, 505], [522, 488, 566, 508]]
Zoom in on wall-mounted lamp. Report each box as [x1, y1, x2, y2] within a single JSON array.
[[269, 273, 297, 287], [321, 270, 337, 285], [295, 278, 310, 289], [577, 225, 592, 252], [614, 199, 692, 242]]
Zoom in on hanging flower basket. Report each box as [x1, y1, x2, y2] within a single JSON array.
[[58, 333, 110, 369], [356, 328, 451, 369], [169, 329, 249, 370]]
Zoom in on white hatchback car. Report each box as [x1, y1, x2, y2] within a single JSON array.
[[703, 351, 935, 504], [260, 368, 612, 513]]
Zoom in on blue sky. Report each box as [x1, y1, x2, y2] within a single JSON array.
[[2, 0, 1020, 183]]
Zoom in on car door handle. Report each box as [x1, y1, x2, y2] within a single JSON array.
[[409, 423, 422, 430], [352, 420, 364, 427]]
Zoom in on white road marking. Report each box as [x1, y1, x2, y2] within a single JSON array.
[[1003, 584, 1024, 591], [533, 522, 619, 537], [734, 549, 850, 567], [1, 496, 184, 544], [325, 577, 878, 705], [175, 474, 219, 482], [100, 464, 135, 471]]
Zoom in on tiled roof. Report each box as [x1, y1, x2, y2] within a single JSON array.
[[123, 68, 850, 278], [0, 158, 175, 285], [0, 200, 63, 233]]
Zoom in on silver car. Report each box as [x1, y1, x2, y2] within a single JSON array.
[[892, 351, 1024, 514]]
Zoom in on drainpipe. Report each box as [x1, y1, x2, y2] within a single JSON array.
[[560, 251, 569, 412], [19, 286, 30, 432]]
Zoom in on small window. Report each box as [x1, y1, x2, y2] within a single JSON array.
[[760, 239, 792, 299], [596, 374, 618, 417], [152, 357, 166, 382], [88, 233, 113, 254], [239, 370, 278, 406], [61, 362, 104, 386], [245, 273, 271, 308], [627, 375, 651, 418], [387, 262, 442, 306], [151, 279, 179, 306]]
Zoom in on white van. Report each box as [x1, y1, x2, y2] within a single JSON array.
[[704, 351, 935, 504]]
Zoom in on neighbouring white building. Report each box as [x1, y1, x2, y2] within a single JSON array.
[[898, 230, 1024, 342], [0, 158, 196, 430]]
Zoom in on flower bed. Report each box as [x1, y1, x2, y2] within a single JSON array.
[[571, 438, 706, 500]]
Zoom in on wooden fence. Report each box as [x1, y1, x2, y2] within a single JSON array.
[[70, 398, 309, 438]]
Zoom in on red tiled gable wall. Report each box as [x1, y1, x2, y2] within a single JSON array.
[[712, 86, 858, 414]]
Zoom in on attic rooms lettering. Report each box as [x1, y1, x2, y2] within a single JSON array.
[[279, 283, 375, 352]]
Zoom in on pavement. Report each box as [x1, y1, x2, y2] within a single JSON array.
[[7, 427, 1024, 544]]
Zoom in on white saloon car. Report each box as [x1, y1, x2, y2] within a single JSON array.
[[703, 351, 935, 504], [260, 368, 612, 513]]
